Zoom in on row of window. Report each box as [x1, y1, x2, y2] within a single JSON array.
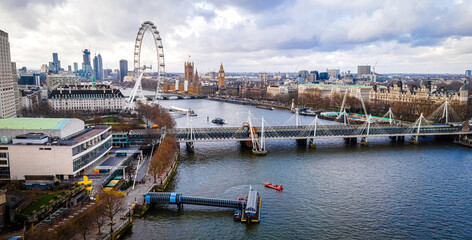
[[0, 166, 10, 179], [72, 133, 107, 155], [72, 139, 111, 172]]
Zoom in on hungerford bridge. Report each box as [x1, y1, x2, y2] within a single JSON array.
[[129, 102, 472, 155]]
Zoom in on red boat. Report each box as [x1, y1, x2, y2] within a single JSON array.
[[264, 182, 283, 191]]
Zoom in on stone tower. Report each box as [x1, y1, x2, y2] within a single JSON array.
[[218, 63, 225, 88], [185, 61, 194, 82]]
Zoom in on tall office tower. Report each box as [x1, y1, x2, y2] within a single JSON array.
[[11, 62, 20, 115], [73, 62, 78, 75], [93, 55, 98, 80], [40, 64, 48, 73], [184, 61, 194, 83], [466, 70, 472, 77], [103, 69, 112, 79], [0, 31, 17, 118], [52, 53, 60, 73], [97, 54, 103, 80], [357, 65, 371, 76], [82, 49, 92, 79], [114, 69, 121, 81], [218, 63, 225, 88], [68, 65, 72, 72], [119, 59, 128, 83]]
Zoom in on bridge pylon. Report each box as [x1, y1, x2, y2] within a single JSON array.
[[248, 111, 267, 156], [186, 112, 195, 152], [308, 115, 318, 148], [409, 113, 426, 144], [383, 107, 397, 125], [360, 114, 372, 146]]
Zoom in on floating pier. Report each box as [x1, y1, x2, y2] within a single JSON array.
[[145, 186, 261, 223]]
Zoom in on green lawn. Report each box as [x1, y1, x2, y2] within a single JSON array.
[[22, 193, 63, 215], [103, 116, 116, 122]]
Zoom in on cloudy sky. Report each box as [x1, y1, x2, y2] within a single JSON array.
[[1, 0, 472, 74]]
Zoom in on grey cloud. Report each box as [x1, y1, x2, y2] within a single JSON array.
[[206, 0, 292, 13], [1, 0, 472, 73], [277, 36, 320, 50], [0, 0, 66, 29]]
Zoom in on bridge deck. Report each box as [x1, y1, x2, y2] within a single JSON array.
[[145, 192, 242, 208], [130, 124, 471, 142]]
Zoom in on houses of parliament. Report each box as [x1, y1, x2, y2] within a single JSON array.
[[162, 61, 225, 95]]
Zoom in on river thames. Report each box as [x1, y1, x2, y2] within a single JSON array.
[[124, 99, 472, 239]]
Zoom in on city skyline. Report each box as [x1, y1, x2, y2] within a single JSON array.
[[0, 0, 472, 74]]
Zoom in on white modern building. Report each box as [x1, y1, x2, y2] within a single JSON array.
[[266, 85, 289, 98], [0, 118, 112, 181], [48, 85, 126, 112], [0, 30, 17, 118]]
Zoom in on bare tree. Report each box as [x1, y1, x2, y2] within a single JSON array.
[[71, 205, 96, 240], [91, 202, 107, 235], [100, 189, 126, 234], [149, 135, 178, 183]]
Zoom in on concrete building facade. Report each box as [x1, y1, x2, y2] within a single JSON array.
[[46, 74, 80, 90], [266, 85, 289, 98], [0, 118, 111, 180], [298, 83, 373, 103], [358, 65, 371, 76], [370, 80, 469, 105], [48, 85, 125, 112]]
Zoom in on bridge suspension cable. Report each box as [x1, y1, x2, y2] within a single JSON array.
[[382, 107, 397, 125], [427, 101, 462, 123]]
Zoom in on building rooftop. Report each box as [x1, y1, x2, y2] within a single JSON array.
[[0, 118, 71, 130], [301, 83, 373, 89]]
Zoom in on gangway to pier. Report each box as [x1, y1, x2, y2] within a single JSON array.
[[145, 186, 261, 222]]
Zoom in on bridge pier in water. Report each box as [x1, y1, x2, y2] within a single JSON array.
[[308, 139, 316, 148], [344, 138, 357, 144], [410, 136, 420, 144], [296, 139, 307, 146], [186, 142, 194, 152]]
